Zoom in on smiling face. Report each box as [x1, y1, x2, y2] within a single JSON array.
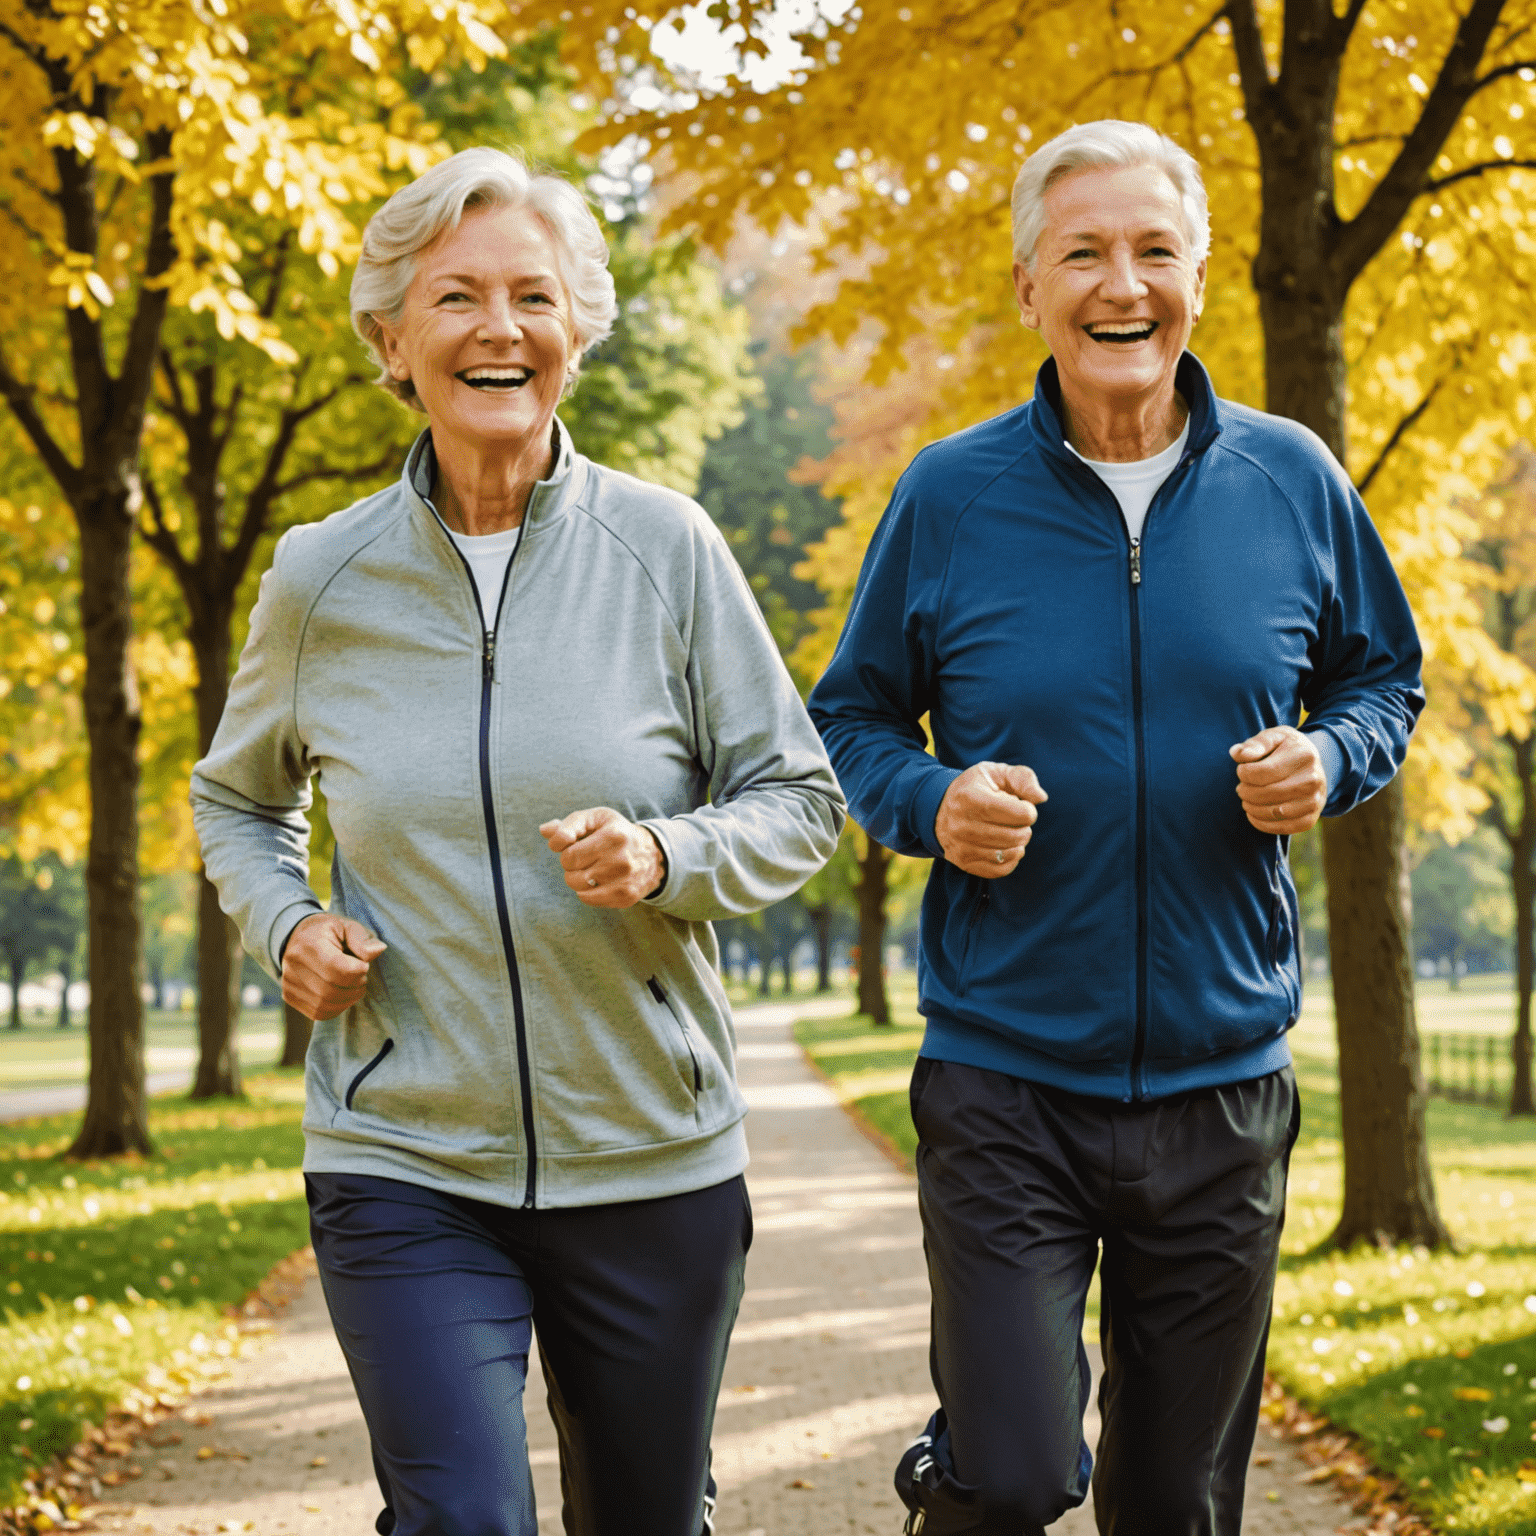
[[379, 203, 574, 463], [1013, 163, 1206, 415]]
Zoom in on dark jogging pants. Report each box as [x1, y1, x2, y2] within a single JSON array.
[[305, 1170, 752, 1536], [902, 1059, 1299, 1536]]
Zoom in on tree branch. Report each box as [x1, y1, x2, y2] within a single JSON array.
[[223, 380, 371, 588], [138, 470, 193, 588], [156, 348, 195, 434], [1331, 0, 1371, 49], [1426, 157, 1536, 193], [1332, 0, 1508, 287], [1355, 373, 1448, 496], [273, 449, 398, 498], [0, 340, 82, 500], [1224, 0, 1278, 129], [0, 198, 50, 247], [111, 127, 177, 455]]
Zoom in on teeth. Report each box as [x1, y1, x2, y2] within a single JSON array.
[[462, 367, 532, 381], [1086, 322, 1156, 337]]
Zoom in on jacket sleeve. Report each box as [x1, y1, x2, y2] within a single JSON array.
[[638, 518, 846, 922], [189, 532, 325, 980], [805, 466, 959, 859], [1299, 468, 1426, 817]]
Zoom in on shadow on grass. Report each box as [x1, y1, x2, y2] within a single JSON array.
[[1320, 1331, 1536, 1536]]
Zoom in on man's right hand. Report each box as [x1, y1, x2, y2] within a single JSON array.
[[935, 762, 1048, 877], [281, 914, 386, 1022]]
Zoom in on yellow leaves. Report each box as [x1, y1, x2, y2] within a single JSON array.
[[47, 254, 116, 318]]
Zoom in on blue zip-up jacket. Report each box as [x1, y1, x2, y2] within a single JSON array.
[[808, 353, 1424, 1101]]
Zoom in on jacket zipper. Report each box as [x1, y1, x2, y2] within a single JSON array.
[[1126, 535, 1150, 1098], [440, 517, 540, 1208], [1061, 446, 1192, 1100]]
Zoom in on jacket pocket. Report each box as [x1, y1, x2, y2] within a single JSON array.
[[957, 884, 990, 994], [1266, 845, 1293, 970], [344, 1038, 394, 1110], [648, 976, 702, 1093]]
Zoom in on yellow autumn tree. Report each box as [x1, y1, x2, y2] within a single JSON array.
[[0, 0, 512, 1156], [551, 0, 1536, 1243]]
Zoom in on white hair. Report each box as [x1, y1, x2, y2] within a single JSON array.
[[1011, 120, 1210, 270], [350, 147, 618, 410]]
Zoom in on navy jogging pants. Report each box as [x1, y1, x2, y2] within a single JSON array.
[[306, 1170, 751, 1536], [899, 1060, 1298, 1536]]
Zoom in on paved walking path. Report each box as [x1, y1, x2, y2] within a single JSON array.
[[87, 998, 1357, 1534]]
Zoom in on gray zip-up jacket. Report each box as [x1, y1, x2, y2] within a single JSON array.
[[191, 426, 845, 1209]]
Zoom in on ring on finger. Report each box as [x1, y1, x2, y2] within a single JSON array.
[[994, 848, 1005, 864], [1273, 803, 1285, 821], [587, 875, 598, 888]]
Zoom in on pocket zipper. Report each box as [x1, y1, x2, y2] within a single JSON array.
[[648, 976, 702, 1092], [344, 1038, 394, 1110], [958, 886, 989, 990]]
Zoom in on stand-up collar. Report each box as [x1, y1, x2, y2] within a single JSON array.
[[1029, 351, 1223, 463], [402, 416, 586, 535]]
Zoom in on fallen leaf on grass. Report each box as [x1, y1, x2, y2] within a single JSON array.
[[1454, 1387, 1493, 1401], [309, 1456, 328, 1468], [787, 1479, 815, 1490], [1422, 1428, 1445, 1439], [1518, 1461, 1536, 1484], [1252, 1453, 1273, 1466], [196, 1448, 215, 1462], [1302, 1466, 1337, 1483]]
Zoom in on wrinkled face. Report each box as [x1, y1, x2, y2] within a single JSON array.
[[1013, 164, 1206, 409], [380, 204, 574, 456]]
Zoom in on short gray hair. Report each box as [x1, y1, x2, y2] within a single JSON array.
[[1011, 121, 1210, 271], [351, 147, 618, 410]]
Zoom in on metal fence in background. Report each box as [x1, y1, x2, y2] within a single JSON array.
[[1423, 1032, 1511, 1108]]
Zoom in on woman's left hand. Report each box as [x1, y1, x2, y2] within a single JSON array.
[[540, 807, 667, 908]]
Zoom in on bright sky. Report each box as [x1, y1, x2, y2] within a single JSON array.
[[641, 0, 850, 96]]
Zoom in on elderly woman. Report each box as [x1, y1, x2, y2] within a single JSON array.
[[807, 121, 1423, 1534], [191, 147, 843, 1536]]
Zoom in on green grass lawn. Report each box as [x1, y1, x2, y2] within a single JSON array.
[[0, 1008, 285, 1090], [0, 1072, 309, 1513], [797, 975, 1536, 1536]]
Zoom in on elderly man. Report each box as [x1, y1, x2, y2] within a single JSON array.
[[807, 120, 1423, 1536]]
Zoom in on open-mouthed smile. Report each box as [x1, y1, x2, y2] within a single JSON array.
[[1083, 321, 1159, 345], [458, 366, 534, 390]]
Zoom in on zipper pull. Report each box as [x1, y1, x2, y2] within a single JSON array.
[[1129, 539, 1142, 586], [482, 631, 495, 681]]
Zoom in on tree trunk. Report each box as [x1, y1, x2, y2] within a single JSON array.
[[1508, 734, 1536, 1117], [855, 834, 890, 1025], [1321, 778, 1449, 1248], [8, 956, 23, 1029], [192, 886, 244, 1098], [810, 904, 833, 993], [1251, 101, 1447, 1244], [56, 956, 72, 1029], [280, 1001, 313, 1068], [67, 499, 153, 1159], [1513, 853, 1535, 1115], [190, 624, 243, 1098]]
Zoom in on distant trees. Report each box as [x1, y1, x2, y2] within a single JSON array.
[[0, 858, 79, 1029], [1465, 446, 1536, 1116]]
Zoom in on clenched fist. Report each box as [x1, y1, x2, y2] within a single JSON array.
[[540, 806, 668, 908], [282, 914, 387, 1022], [1230, 726, 1327, 835], [935, 762, 1048, 878]]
